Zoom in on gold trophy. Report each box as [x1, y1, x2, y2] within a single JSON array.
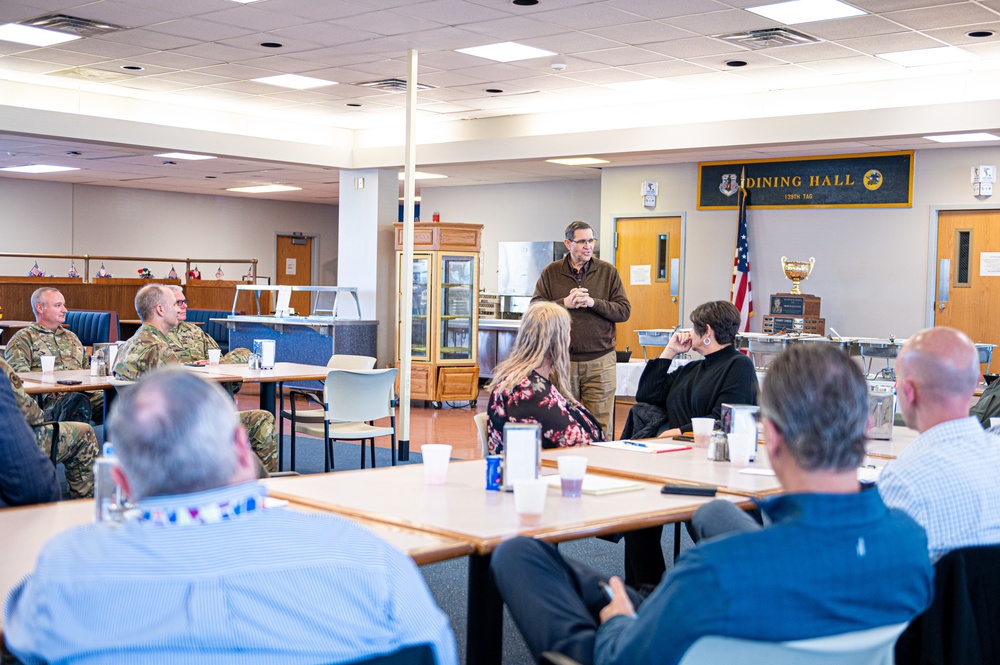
[[781, 256, 815, 295]]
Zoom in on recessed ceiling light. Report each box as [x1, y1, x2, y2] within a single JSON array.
[[512, 0, 539, 5], [252, 74, 337, 89], [398, 171, 448, 180], [726, 60, 748, 67], [259, 42, 282, 48], [155, 152, 217, 160], [120, 65, 143, 71], [0, 164, 80, 173], [746, 0, 865, 25], [485, 88, 504, 94], [877, 46, 975, 66], [226, 184, 302, 193], [924, 133, 1000, 143], [967, 30, 994, 39], [161, 161, 177, 166], [0, 23, 81, 46], [546, 157, 610, 166], [346, 103, 363, 107], [457, 41, 556, 63]]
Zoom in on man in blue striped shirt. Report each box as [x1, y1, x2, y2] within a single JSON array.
[[3, 368, 457, 665]]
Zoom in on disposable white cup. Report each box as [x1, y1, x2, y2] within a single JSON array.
[[557, 456, 588, 497], [207, 348, 221, 365], [991, 417, 1000, 429], [513, 478, 549, 526], [728, 432, 755, 468], [421, 444, 452, 485], [691, 418, 714, 448], [40, 355, 56, 373]]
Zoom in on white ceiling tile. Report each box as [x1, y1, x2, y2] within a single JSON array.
[[111, 77, 193, 92], [838, 31, 944, 55], [149, 70, 231, 86], [645, 36, 739, 58], [797, 54, 896, 75], [69, 1, 183, 28], [193, 63, 291, 80], [604, 0, 730, 20], [669, 8, 776, 35], [198, 6, 315, 32], [329, 10, 445, 36], [532, 4, 651, 30], [621, 59, 719, 77], [850, 0, 966, 12], [391, 0, 511, 25], [461, 15, 565, 40], [520, 31, 623, 55], [146, 18, 258, 41], [587, 20, 692, 45], [884, 4, 1000, 32], [0, 57, 64, 74], [271, 22, 382, 46], [171, 42, 262, 62], [925, 23, 1000, 47], [801, 16, 912, 41], [16, 48, 106, 67], [557, 67, 647, 84], [763, 41, 863, 64], [55, 38, 155, 59], [572, 46, 667, 66], [88, 60, 175, 77], [252, 0, 371, 21], [97, 28, 201, 50], [452, 62, 551, 82]]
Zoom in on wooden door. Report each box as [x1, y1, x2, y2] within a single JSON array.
[[936, 210, 1000, 373], [276, 235, 312, 315], [615, 217, 682, 355]]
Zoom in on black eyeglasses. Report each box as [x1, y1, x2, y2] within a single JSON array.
[[176, 299, 188, 306], [570, 238, 597, 246]]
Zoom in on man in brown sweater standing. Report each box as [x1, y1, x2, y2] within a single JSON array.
[[532, 221, 631, 435]]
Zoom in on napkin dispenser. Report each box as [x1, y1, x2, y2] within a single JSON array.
[[252, 339, 276, 369], [868, 386, 894, 440], [501, 422, 540, 491]]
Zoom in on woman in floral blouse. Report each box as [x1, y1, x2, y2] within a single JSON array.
[[485, 301, 604, 454]]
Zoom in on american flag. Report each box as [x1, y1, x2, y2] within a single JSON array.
[[731, 177, 753, 332]]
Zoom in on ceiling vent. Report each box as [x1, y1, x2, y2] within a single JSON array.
[[48, 67, 133, 82], [20, 13, 129, 38], [356, 78, 436, 93], [714, 27, 821, 50]]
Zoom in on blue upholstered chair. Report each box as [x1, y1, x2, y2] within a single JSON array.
[[64, 310, 119, 346]]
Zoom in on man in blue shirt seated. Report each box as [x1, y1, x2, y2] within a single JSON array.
[[3, 367, 457, 665], [0, 373, 60, 508], [490, 344, 933, 665]]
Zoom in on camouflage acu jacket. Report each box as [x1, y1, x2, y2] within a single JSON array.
[[166, 321, 219, 363], [4, 323, 89, 373], [112, 324, 179, 380], [0, 356, 45, 426]]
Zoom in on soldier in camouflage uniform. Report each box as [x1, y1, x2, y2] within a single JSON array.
[[164, 285, 251, 365], [113, 284, 277, 472], [0, 356, 97, 498], [4, 287, 104, 422]]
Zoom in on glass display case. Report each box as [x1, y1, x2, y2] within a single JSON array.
[[395, 222, 483, 405]]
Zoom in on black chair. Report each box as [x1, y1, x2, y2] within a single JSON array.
[[896, 544, 1000, 665], [343, 644, 436, 665]]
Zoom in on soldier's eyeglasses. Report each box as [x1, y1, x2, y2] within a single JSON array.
[[176, 299, 188, 306], [570, 238, 597, 246]]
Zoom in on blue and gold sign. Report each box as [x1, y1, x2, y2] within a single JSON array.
[[698, 151, 913, 209]]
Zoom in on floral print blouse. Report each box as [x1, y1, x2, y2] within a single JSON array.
[[486, 370, 604, 455]]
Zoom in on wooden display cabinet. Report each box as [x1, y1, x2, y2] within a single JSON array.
[[395, 222, 482, 406]]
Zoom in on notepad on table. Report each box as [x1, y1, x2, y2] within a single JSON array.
[[545, 474, 645, 495], [592, 439, 691, 454]]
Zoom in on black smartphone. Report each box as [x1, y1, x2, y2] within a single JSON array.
[[184, 363, 202, 367], [57, 379, 83, 386], [661, 483, 717, 497], [673, 434, 695, 443]]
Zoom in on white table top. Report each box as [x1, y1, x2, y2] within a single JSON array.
[[265, 460, 748, 553]]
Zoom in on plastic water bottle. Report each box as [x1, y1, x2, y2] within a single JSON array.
[[93, 443, 124, 523]]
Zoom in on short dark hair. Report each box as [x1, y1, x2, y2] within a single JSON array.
[[564, 221, 593, 242], [690, 300, 741, 345], [760, 344, 867, 472]]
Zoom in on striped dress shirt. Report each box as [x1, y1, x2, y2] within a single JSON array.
[[3, 481, 457, 665]]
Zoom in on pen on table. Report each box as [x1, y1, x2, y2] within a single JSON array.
[[622, 440, 648, 448]]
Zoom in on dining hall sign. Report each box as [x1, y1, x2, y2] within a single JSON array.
[[697, 151, 913, 209]]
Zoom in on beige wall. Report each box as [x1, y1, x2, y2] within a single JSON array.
[[0, 181, 337, 294], [602, 146, 1000, 339]]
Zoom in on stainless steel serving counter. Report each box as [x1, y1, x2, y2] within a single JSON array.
[[478, 318, 521, 379]]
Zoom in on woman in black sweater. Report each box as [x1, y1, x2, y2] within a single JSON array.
[[622, 300, 758, 587]]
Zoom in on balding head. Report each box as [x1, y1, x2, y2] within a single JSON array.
[[896, 327, 980, 431]]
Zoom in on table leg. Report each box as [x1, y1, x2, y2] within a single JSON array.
[[467, 552, 503, 665], [258, 381, 276, 416], [277, 382, 285, 472]]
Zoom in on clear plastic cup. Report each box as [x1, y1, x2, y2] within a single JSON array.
[[40, 355, 56, 373], [420, 444, 452, 485], [513, 478, 548, 526], [557, 455, 588, 497], [728, 432, 755, 468], [691, 418, 714, 448], [207, 348, 221, 365]]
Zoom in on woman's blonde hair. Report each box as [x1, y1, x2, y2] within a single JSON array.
[[486, 301, 574, 400]]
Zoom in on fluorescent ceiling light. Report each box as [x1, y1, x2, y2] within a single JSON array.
[[398, 171, 447, 180], [924, 133, 1000, 143], [252, 74, 337, 89], [546, 157, 610, 166], [877, 46, 975, 67], [0, 23, 81, 46], [456, 41, 556, 63], [154, 152, 217, 160], [746, 0, 865, 25], [0, 164, 80, 173], [226, 184, 302, 193]]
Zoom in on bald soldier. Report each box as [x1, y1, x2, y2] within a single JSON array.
[[0, 356, 98, 498], [164, 285, 251, 365], [113, 284, 277, 472], [5, 287, 103, 423]]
